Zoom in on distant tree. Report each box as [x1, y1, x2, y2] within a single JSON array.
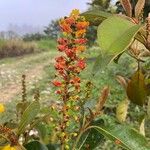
[[7, 30, 19, 39], [87, 0, 112, 11], [44, 20, 60, 39], [23, 33, 45, 41]]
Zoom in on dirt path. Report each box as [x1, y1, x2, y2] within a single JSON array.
[[0, 64, 45, 102], [0, 52, 56, 103]]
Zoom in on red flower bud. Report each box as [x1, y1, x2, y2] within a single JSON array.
[[77, 59, 86, 70], [74, 38, 87, 44], [55, 90, 62, 94], [57, 45, 66, 52], [52, 80, 62, 87], [57, 38, 68, 45]]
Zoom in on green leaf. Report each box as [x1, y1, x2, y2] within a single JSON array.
[[97, 16, 142, 56], [0, 136, 9, 147], [46, 144, 59, 150], [127, 70, 147, 106], [17, 101, 40, 135], [92, 52, 113, 75], [77, 120, 104, 149], [148, 98, 150, 118], [35, 123, 47, 141], [81, 10, 111, 26], [90, 124, 150, 150], [25, 141, 48, 150]]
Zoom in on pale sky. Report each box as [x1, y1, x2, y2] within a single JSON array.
[[0, 0, 90, 30]]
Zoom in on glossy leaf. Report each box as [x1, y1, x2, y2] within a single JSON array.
[[81, 10, 111, 26], [127, 70, 147, 106], [97, 16, 142, 56], [90, 124, 150, 150], [17, 101, 40, 135]]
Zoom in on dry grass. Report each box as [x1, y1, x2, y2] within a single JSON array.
[[0, 39, 38, 58]]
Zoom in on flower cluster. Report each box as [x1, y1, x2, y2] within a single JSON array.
[[52, 9, 89, 148], [53, 9, 89, 92]]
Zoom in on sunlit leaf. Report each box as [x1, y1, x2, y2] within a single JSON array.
[[97, 16, 142, 57]]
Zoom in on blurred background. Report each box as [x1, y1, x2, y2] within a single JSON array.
[[0, 1, 150, 149], [0, 0, 90, 35]]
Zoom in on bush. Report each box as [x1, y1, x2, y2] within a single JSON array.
[[23, 33, 46, 41], [0, 39, 38, 58]]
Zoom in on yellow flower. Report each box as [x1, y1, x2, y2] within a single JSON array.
[[70, 9, 80, 17], [1, 145, 16, 150], [75, 29, 86, 38], [77, 45, 86, 52], [0, 103, 5, 113]]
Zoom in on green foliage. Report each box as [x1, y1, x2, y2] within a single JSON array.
[[25, 141, 48, 150], [17, 101, 40, 135], [44, 20, 60, 39], [92, 52, 113, 75], [23, 33, 45, 41], [0, 2, 150, 149], [37, 39, 56, 51], [81, 10, 111, 26], [97, 16, 142, 57], [92, 124, 150, 150]]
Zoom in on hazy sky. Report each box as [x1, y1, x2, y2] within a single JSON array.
[[0, 0, 90, 30]]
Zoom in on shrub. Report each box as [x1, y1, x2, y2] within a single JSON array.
[[23, 33, 46, 41], [0, 39, 38, 58]]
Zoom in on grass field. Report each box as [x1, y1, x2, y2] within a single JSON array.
[[0, 40, 134, 124]]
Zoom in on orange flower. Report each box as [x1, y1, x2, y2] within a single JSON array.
[[74, 38, 87, 44], [76, 45, 86, 52], [57, 38, 68, 45], [70, 77, 80, 89], [76, 21, 89, 30], [65, 17, 75, 25], [60, 22, 72, 33], [65, 48, 76, 59], [75, 29, 86, 38]]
